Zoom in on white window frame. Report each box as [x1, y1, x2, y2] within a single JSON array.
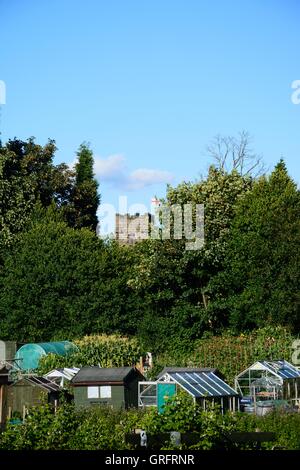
[[100, 385, 111, 398], [87, 386, 99, 399]]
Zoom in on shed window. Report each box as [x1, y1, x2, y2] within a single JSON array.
[[87, 386, 99, 399], [100, 386, 111, 398]]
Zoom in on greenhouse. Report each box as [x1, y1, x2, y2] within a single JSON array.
[[235, 360, 300, 407], [139, 367, 239, 414], [14, 341, 77, 371]]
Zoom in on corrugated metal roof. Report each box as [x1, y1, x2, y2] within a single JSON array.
[[71, 366, 140, 384], [166, 371, 238, 398]]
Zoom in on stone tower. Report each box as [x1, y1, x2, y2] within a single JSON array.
[[115, 213, 153, 244]]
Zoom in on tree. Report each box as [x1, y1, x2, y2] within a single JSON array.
[[206, 131, 265, 177], [209, 160, 300, 331], [166, 166, 252, 265], [0, 138, 74, 256], [3, 138, 74, 207], [0, 214, 100, 341], [128, 168, 253, 350], [0, 147, 35, 254], [0, 208, 142, 342], [67, 143, 100, 231]]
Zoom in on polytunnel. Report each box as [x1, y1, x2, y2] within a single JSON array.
[[14, 341, 77, 371]]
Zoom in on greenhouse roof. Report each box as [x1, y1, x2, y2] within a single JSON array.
[[45, 367, 80, 381], [162, 370, 238, 398], [261, 360, 300, 379], [236, 360, 300, 381], [158, 367, 219, 378], [15, 376, 61, 392]]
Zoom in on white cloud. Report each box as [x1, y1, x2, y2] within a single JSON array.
[[127, 168, 174, 190], [93, 154, 174, 190], [94, 154, 127, 182]]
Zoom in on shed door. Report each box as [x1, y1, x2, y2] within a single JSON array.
[[157, 383, 176, 413]]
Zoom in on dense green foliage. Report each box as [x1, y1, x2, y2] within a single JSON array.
[[128, 168, 253, 351], [152, 326, 294, 384], [0, 217, 102, 341], [0, 138, 73, 257], [208, 160, 300, 331], [234, 409, 300, 450], [1, 396, 300, 450], [0, 138, 100, 259], [0, 136, 299, 363], [0, 213, 142, 341]]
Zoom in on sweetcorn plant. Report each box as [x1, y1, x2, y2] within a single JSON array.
[[38, 334, 144, 374]]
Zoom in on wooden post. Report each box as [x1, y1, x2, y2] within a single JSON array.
[[54, 399, 58, 413], [22, 405, 26, 421], [233, 396, 236, 412], [8, 406, 11, 420], [0, 385, 3, 424], [221, 397, 224, 415]]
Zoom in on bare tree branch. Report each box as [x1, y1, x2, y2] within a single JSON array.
[[206, 131, 265, 177]]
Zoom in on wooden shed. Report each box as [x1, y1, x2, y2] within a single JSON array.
[[0, 340, 16, 428], [71, 366, 145, 410], [0, 365, 13, 429], [6, 376, 61, 420]]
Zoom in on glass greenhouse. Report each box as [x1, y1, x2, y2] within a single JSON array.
[[235, 360, 300, 408]]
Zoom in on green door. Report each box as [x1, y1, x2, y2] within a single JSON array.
[[157, 383, 176, 413]]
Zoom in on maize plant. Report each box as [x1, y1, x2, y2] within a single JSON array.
[[38, 334, 144, 374]]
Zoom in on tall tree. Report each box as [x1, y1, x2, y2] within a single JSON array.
[[127, 168, 253, 349], [0, 146, 35, 253], [68, 143, 100, 231], [209, 160, 300, 332], [0, 137, 74, 256]]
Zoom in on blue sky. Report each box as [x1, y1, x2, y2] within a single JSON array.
[[0, 0, 300, 222]]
